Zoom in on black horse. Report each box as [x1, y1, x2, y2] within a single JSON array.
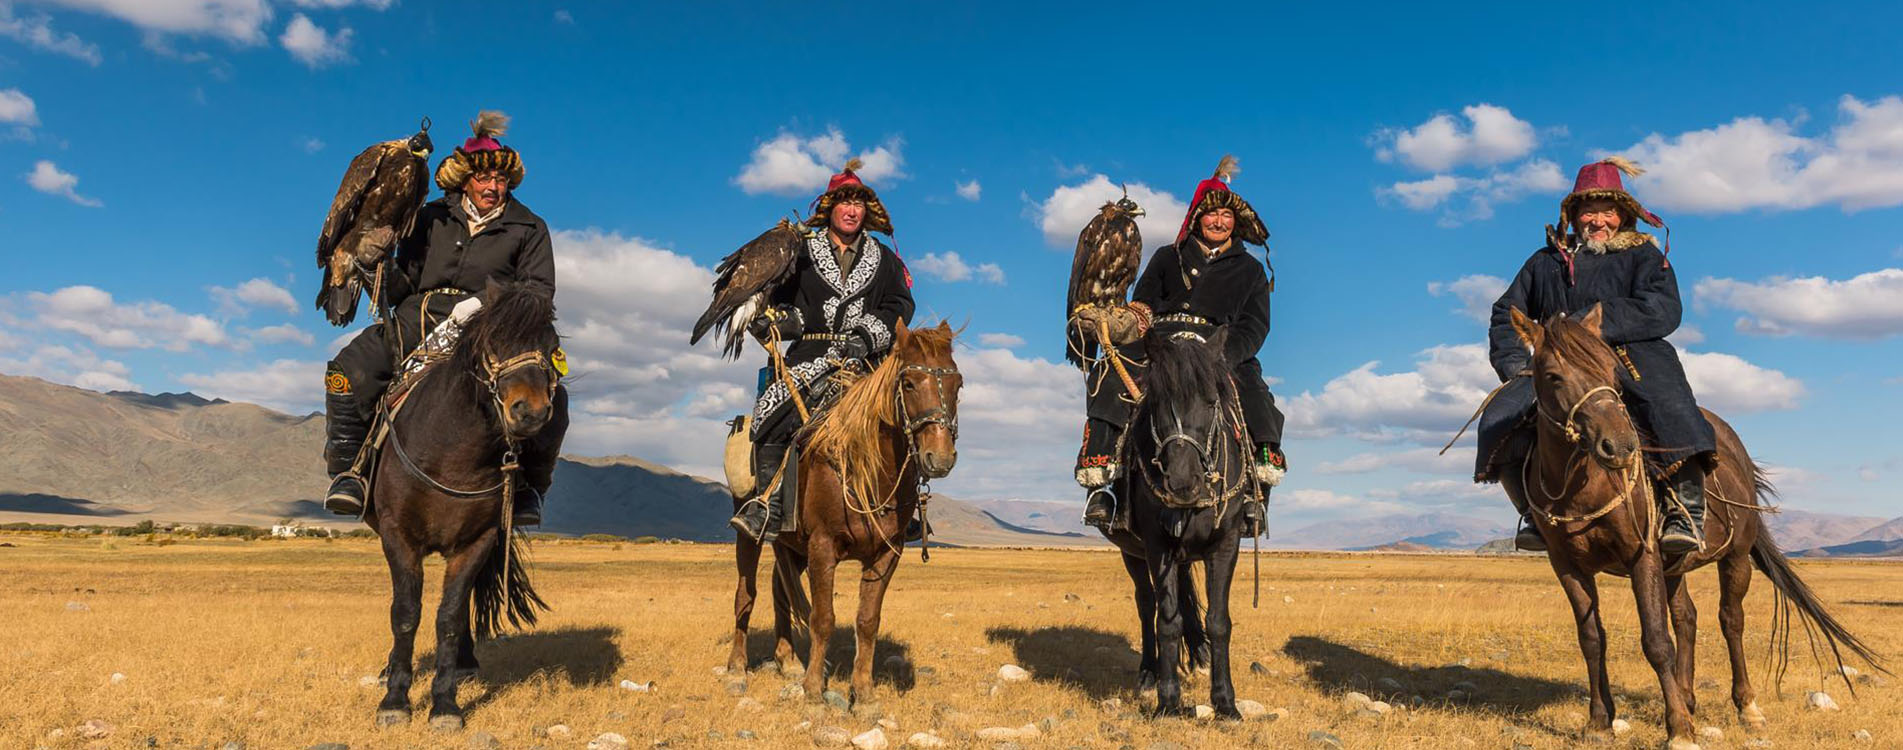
[[1100, 327, 1255, 718], [363, 280, 568, 730]]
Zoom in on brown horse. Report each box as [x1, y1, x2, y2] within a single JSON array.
[[725, 320, 961, 706], [364, 281, 568, 731], [1505, 305, 1880, 747]]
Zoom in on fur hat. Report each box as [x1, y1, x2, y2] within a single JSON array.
[[434, 110, 525, 192], [1177, 154, 1269, 246], [1553, 157, 1665, 242], [805, 158, 894, 235]]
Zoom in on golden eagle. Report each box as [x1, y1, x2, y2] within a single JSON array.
[[314, 118, 433, 326], [691, 219, 810, 359], [1065, 188, 1145, 366]]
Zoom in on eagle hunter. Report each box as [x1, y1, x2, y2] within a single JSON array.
[[1065, 187, 1145, 366], [313, 118, 434, 326]]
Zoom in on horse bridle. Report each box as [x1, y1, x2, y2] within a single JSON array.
[[1137, 392, 1249, 506], [1538, 383, 1622, 446], [896, 364, 960, 440], [479, 349, 560, 436]]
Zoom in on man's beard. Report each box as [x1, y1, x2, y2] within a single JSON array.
[[1578, 226, 1617, 254]]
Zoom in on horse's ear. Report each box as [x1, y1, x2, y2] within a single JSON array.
[[895, 317, 911, 346], [1579, 303, 1606, 336], [1509, 306, 1543, 353], [937, 320, 953, 336]]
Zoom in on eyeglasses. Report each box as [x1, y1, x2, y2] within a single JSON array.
[[469, 172, 509, 186]]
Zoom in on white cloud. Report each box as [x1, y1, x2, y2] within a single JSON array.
[[1611, 95, 1903, 213], [1286, 344, 1498, 446], [25, 160, 102, 207], [1696, 268, 1903, 339], [955, 179, 981, 201], [912, 251, 1004, 284], [244, 323, 314, 346], [930, 343, 1082, 503], [1315, 446, 1470, 476], [301, 136, 325, 153], [22, 285, 227, 350], [732, 128, 906, 196], [1374, 103, 1540, 171], [1380, 159, 1567, 225], [288, 0, 393, 8], [977, 332, 1024, 349], [0, 3, 102, 64], [552, 9, 573, 23], [279, 13, 351, 68], [1427, 274, 1507, 322], [35, 0, 273, 45], [209, 277, 299, 316], [0, 88, 40, 127], [1668, 325, 1705, 346], [179, 358, 322, 414], [0, 344, 137, 392], [1679, 349, 1804, 413], [1033, 174, 1188, 249]]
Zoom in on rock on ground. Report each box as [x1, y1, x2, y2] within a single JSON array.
[[1807, 691, 1840, 711], [904, 731, 946, 748], [466, 731, 500, 750], [76, 720, 114, 739], [1236, 700, 1268, 719], [812, 726, 853, 747], [851, 728, 889, 750], [997, 664, 1030, 682], [586, 732, 629, 750], [1611, 719, 1632, 735]]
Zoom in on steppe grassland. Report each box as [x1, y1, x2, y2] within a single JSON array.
[[3, 535, 1898, 749]]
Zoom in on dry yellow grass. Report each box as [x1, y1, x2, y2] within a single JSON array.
[[2, 534, 1897, 749]]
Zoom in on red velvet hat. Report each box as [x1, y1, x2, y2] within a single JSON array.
[[806, 158, 894, 235], [1177, 154, 1269, 246], [1554, 157, 1665, 241]]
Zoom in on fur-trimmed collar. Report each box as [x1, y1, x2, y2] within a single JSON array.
[[1576, 230, 1656, 254]]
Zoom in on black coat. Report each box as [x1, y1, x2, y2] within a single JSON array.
[[1087, 241, 1283, 445], [750, 232, 915, 442], [1476, 236, 1715, 479], [385, 195, 556, 353]]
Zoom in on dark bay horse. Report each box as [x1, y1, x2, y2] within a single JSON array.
[[1506, 305, 1880, 747], [364, 281, 568, 731], [1108, 328, 1255, 718], [726, 321, 961, 706]]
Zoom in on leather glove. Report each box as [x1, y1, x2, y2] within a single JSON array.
[[840, 330, 872, 361], [747, 305, 801, 342], [1103, 305, 1145, 345]]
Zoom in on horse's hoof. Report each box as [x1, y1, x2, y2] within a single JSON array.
[[428, 714, 464, 732], [1151, 704, 1190, 719], [373, 709, 409, 727], [1739, 701, 1766, 729], [1214, 705, 1243, 721]]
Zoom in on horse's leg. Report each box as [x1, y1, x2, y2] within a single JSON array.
[[426, 537, 494, 731], [1718, 551, 1764, 729], [1179, 565, 1210, 673], [375, 534, 425, 726], [453, 608, 478, 681], [1147, 551, 1188, 717], [850, 547, 901, 707], [1203, 534, 1242, 719], [1548, 554, 1613, 732], [1121, 552, 1158, 695], [1630, 553, 1696, 744], [729, 534, 763, 675], [1665, 573, 1698, 715], [801, 540, 840, 700]]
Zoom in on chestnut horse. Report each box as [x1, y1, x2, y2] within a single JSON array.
[[1506, 305, 1879, 747], [364, 281, 568, 730], [725, 320, 961, 706]]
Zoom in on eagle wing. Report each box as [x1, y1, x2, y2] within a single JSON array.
[[691, 219, 806, 359], [1065, 207, 1144, 366], [315, 142, 390, 275]]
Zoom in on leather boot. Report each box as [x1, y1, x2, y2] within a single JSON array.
[[1498, 452, 1547, 552], [1082, 487, 1115, 529], [513, 448, 557, 527], [323, 384, 370, 517], [730, 442, 787, 541], [1660, 462, 1707, 556], [1240, 498, 1266, 537]]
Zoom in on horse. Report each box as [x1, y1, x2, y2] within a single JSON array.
[[1505, 305, 1881, 747], [363, 280, 568, 731], [1107, 327, 1256, 718], [725, 320, 961, 706]]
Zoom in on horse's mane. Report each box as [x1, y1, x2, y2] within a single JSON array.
[[1541, 315, 1619, 379], [1141, 331, 1236, 416], [806, 322, 956, 505], [448, 282, 558, 375]]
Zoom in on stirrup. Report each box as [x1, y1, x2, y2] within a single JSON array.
[[325, 473, 366, 517], [1083, 487, 1116, 528], [729, 496, 773, 543], [1514, 516, 1547, 552]]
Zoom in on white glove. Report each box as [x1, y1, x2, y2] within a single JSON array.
[[449, 297, 484, 324]]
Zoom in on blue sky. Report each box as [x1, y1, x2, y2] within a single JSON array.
[[3, 1, 1900, 527]]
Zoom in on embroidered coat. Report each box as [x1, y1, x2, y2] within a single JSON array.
[[750, 232, 915, 441], [1475, 234, 1715, 480]]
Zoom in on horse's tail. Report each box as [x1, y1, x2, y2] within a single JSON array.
[[472, 530, 546, 640], [1178, 561, 1210, 676], [772, 550, 812, 641], [1748, 464, 1887, 692]]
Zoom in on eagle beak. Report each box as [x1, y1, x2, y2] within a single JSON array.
[[1130, 208, 1147, 217]]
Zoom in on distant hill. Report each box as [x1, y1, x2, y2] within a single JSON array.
[[1270, 512, 1509, 551], [0, 374, 1102, 547], [1763, 509, 1890, 551]]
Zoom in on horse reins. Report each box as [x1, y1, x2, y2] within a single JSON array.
[[839, 362, 961, 562]]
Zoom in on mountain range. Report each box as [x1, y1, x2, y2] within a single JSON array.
[[2, 373, 1897, 555]]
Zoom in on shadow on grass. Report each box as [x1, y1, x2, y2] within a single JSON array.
[[1282, 634, 1578, 717], [741, 628, 917, 693], [416, 625, 622, 711], [986, 625, 1141, 700]]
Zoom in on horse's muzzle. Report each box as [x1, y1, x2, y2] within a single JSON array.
[[506, 398, 551, 437], [920, 448, 956, 479]]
